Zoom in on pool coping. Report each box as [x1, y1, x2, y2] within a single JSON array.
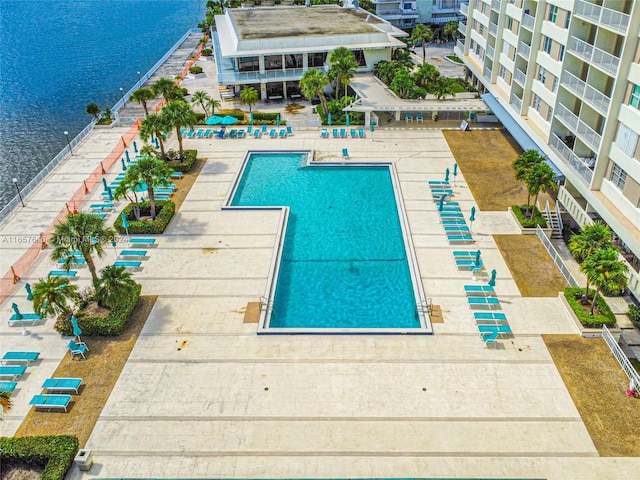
[[222, 150, 432, 335]]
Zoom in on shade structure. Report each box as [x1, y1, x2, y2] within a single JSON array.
[[370, 120, 375, 133], [205, 115, 224, 125], [249, 112, 254, 124], [438, 194, 446, 211], [11, 303, 23, 320], [102, 178, 108, 190], [106, 187, 113, 201], [154, 137, 160, 148], [469, 206, 476, 222], [121, 158, 127, 171], [453, 163, 458, 177], [221, 115, 238, 125], [25, 283, 32, 301], [121, 212, 130, 237], [133, 141, 138, 153], [327, 113, 332, 126], [444, 168, 450, 182], [125, 150, 130, 161], [345, 114, 350, 127], [488, 269, 497, 287], [474, 250, 481, 265], [276, 114, 280, 127], [71, 315, 83, 338]]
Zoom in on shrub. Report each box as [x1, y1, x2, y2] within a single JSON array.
[[629, 304, 640, 329], [511, 205, 548, 228], [189, 65, 203, 74], [564, 287, 617, 328], [0, 435, 78, 480], [166, 149, 197, 173], [252, 112, 279, 121], [201, 48, 213, 56], [114, 201, 175, 234], [194, 112, 206, 124], [54, 284, 141, 336]]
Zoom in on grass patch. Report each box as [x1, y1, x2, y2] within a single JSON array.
[[511, 204, 548, 228], [564, 287, 617, 328], [446, 55, 464, 64], [0, 435, 78, 480], [493, 234, 568, 296], [543, 334, 640, 456]]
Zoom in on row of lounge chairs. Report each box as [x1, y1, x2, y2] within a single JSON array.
[[183, 125, 295, 140], [321, 128, 366, 139], [430, 182, 474, 244]]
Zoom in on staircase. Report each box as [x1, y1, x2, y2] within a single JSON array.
[[541, 200, 563, 240]]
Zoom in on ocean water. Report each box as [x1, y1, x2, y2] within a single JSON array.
[[0, 0, 205, 207]]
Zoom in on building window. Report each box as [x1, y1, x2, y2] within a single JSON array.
[[548, 5, 558, 23], [479, 24, 484, 35], [630, 84, 640, 109], [481, 2, 487, 14], [543, 36, 552, 54], [610, 163, 627, 190], [552, 76, 559, 92], [507, 17, 513, 30], [538, 66, 547, 83], [308, 52, 327, 68], [404, 3, 412, 10], [353, 50, 366, 67], [285, 54, 303, 69], [616, 123, 639, 158], [264, 55, 283, 70], [238, 57, 259, 72], [502, 41, 510, 56], [499, 65, 506, 79], [559, 45, 565, 61], [565, 11, 571, 28], [532, 94, 541, 110], [546, 106, 554, 122]]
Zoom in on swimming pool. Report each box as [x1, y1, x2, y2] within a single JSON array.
[[228, 151, 430, 333]]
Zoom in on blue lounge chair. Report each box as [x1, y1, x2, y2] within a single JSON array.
[[439, 212, 464, 219], [89, 203, 113, 211], [57, 257, 86, 267], [416, 113, 424, 122], [358, 128, 365, 138], [405, 113, 413, 122], [196, 129, 204, 138], [2, 352, 40, 365], [350, 128, 358, 138], [428, 180, 449, 186], [261, 124, 267, 133], [129, 238, 156, 246], [148, 194, 170, 201], [253, 129, 262, 138], [49, 270, 78, 278], [171, 171, 183, 179], [479, 328, 500, 344], [321, 128, 328, 138], [0, 366, 27, 380], [185, 129, 195, 138], [332, 128, 339, 138], [8, 313, 42, 327], [0, 381, 17, 393], [204, 129, 212, 138], [453, 250, 479, 258], [118, 250, 147, 258], [68, 340, 87, 360], [468, 297, 500, 308], [269, 129, 277, 138], [340, 128, 347, 138], [431, 188, 453, 195], [153, 189, 174, 196], [247, 126, 253, 133], [29, 394, 72, 412], [286, 126, 293, 135], [444, 225, 470, 233], [42, 378, 82, 394], [279, 128, 287, 138], [217, 129, 225, 139], [180, 128, 187, 136], [114, 260, 142, 270], [447, 234, 474, 243], [441, 219, 467, 225], [237, 129, 246, 138], [478, 323, 512, 336], [474, 312, 507, 321], [456, 259, 482, 268], [342, 148, 349, 159], [229, 129, 237, 138]]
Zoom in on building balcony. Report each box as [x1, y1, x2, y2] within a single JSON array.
[[568, 36, 620, 76], [513, 68, 526, 86], [459, 22, 467, 35], [554, 103, 602, 153], [456, 39, 465, 53], [486, 44, 494, 59], [218, 66, 322, 85], [510, 92, 522, 112], [574, 0, 630, 35], [522, 13, 535, 30], [489, 22, 498, 36], [561, 71, 611, 116], [460, 2, 468, 17], [549, 134, 594, 186], [518, 41, 531, 59], [491, 0, 500, 11]]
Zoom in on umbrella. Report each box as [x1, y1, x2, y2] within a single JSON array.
[[102, 178, 108, 190], [11, 303, 23, 320], [438, 194, 446, 212], [121, 212, 130, 237], [106, 187, 113, 201], [444, 168, 450, 182], [154, 137, 160, 148], [25, 283, 33, 301], [250, 112, 254, 125], [453, 163, 458, 177], [205, 115, 223, 125], [125, 150, 130, 161], [488, 269, 497, 287], [327, 113, 332, 126], [474, 250, 481, 265], [469, 206, 476, 232], [221, 115, 238, 125], [276, 114, 280, 127], [71, 315, 84, 343], [133, 141, 138, 153], [345, 114, 350, 127], [370, 119, 375, 132], [121, 158, 127, 171]]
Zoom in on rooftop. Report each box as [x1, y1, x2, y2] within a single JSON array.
[[229, 6, 384, 40]]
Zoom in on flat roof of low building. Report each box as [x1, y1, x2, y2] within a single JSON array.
[[230, 5, 384, 40]]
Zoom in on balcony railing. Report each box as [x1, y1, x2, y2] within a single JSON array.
[[483, 64, 492, 79], [514, 68, 526, 85], [518, 41, 531, 58], [568, 36, 620, 76], [456, 39, 465, 53], [491, 0, 501, 11], [522, 13, 535, 30], [510, 93, 522, 112], [218, 66, 322, 84], [489, 22, 498, 36], [561, 71, 611, 116], [574, 0, 630, 34], [460, 2, 468, 16], [549, 134, 594, 185], [555, 103, 602, 153], [459, 22, 467, 35], [486, 44, 495, 59]]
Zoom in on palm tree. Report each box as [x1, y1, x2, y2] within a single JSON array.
[[130, 87, 155, 117], [161, 100, 196, 159], [569, 222, 615, 303], [444, 20, 459, 42], [206, 97, 221, 117], [31, 276, 79, 318], [0, 390, 11, 419], [526, 162, 558, 214], [191, 90, 212, 115], [328, 47, 358, 98], [300, 69, 330, 116], [512, 149, 546, 214], [140, 114, 168, 158], [51, 213, 116, 283], [239, 87, 259, 113], [94, 265, 137, 308], [390, 70, 414, 98], [413, 62, 440, 89], [86, 103, 101, 119], [152, 77, 178, 102], [581, 247, 628, 315], [126, 152, 173, 220], [411, 24, 434, 64], [431, 77, 456, 100], [114, 176, 145, 221], [392, 48, 414, 68]]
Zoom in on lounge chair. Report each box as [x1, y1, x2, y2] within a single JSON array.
[[0, 381, 17, 393], [474, 312, 507, 321], [340, 128, 347, 138], [479, 328, 500, 344], [253, 129, 261, 138], [217, 129, 225, 139], [118, 249, 147, 258], [171, 171, 183, 179], [430, 188, 453, 195], [406, 113, 413, 122], [279, 128, 287, 138], [185, 129, 195, 138], [441, 219, 467, 225], [439, 212, 465, 219], [416, 113, 424, 123], [447, 234, 474, 243], [42, 378, 82, 394], [237, 129, 246, 138], [129, 238, 156, 246], [350, 129, 358, 138], [68, 340, 87, 360], [57, 257, 86, 267], [180, 128, 187, 136], [467, 297, 500, 308], [89, 203, 113, 211], [269, 129, 277, 138], [114, 260, 142, 271], [149, 194, 170, 201], [428, 180, 449, 186], [321, 128, 328, 138], [342, 148, 349, 159], [2, 352, 40, 365], [332, 128, 339, 138], [153, 188, 174, 195], [227, 129, 236, 139], [29, 394, 72, 412], [247, 126, 253, 133], [49, 270, 78, 278], [8, 313, 43, 327], [444, 225, 470, 233], [204, 129, 212, 138], [478, 323, 512, 337], [358, 128, 365, 138], [456, 259, 482, 268], [261, 124, 267, 133], [0, 366, 27, 380], [286, 126, 293, 135], [196, 129, 204, 138], [453, 250, 479, 258]]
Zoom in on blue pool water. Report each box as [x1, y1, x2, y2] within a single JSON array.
[[231, 153, 421, 330]]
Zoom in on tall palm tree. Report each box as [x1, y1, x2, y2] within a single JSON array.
[[411, 24, 434, 64], [328, 47, 358, 99], [114, 176, 145, 221], [526, 162, 558, 214], [431, 77, 456, 100], [206, 97, 221, 117], [444, 20, 459, 42], [126, 152, 173, 220], [86, 103, 101, 119], [300, 69, 330, 116], [392, 48, 414, 68], [413, 62, 440, 89], [191, 90, 212, 115], [140, 114, 168, 158], [130, 87, 155, 117], [581, 247, 628, 315], [161, 100, 196, 159], [512, 149, 546, 213], [569, 222, 615, 303], [239, 87, 259, 113], [51, 213, 116, 283], [152, 77, 178, 102], [94, 265, 137, 308], [31, 276, 79, 318]]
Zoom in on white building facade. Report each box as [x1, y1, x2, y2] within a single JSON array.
[[371, 0, 465, 29]]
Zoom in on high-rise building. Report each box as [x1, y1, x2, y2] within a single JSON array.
[[456, 0, 640, 301], [371, 0, 464, 29]]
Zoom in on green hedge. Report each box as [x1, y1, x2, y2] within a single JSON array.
[[0, 435, 78, 480], [564, 287, 617, 328], [629, 304, 640, 329], [511, 205, 548, 228], [194, 113, 206, 124], [252, 112, 279, 121], [167, 149, 197, 173], [189, 65, 203, 74], [114, 201, 175, 235], [201, 48, 212, 56], [54, 284, 141, 336]]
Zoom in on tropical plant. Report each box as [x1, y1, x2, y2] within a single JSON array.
[[130, 87, 155, 117], [152, 77, 178, 102], [444, 20, 459, 42], [114, 175, 145, 221], [390, 69, 414, 98], [413, 62, 440, 89], [94, 265, 137, 308], [206, 97, 221, 116], [86, 103, 101, 119], [512, 149, 546, 215], [411, 24, 434, 64], [526, 162, 558, 213], [392, 48, 414, 68], [581, 247, 628, 315], [125, 150, 173, 220], [374, 60, 409, 85], [50, 213, 117, 283], [431, 77, 456, 100], [239, 87, 259, 113], [0, 390, 10, 418], [191, 90, 212, 115], [101, 107, 114, 123], [300, 69, 330, 116], [161, 100, 197, 158], [328, 47, 358, 98], [31, 276, 79, 318], [139, 113, 168, 157]]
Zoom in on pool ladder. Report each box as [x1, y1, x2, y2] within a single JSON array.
[[418, 298, 433, 315], [259, 296, 274, 313]]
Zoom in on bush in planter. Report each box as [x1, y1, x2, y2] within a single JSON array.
[[201, 48, 212, 56], [194, 112, 206, 124], [165, 149, 197, 173], [629, 304, 640, 329], [0, 435, 78, 480], [511, 204, 548, 228], [189, 65, 203, 75], [114, 201, 175, 235], [564, 287, 616, 328]]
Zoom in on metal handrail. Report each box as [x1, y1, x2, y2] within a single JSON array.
[[602, 325, 640, 394], [535, 226, 579, 287]]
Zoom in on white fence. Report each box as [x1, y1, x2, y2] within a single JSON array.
[[535, 225, 579, 287], [602, 325, 640, 394]]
